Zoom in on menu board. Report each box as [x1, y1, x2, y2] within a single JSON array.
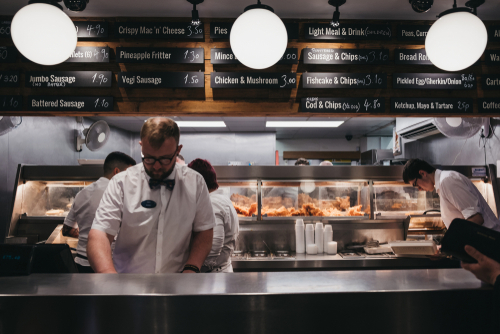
[[478, 98, 500, 113], [118, 72, 204, 88], [0, 95, 22, 111], [396, 25, 430, 41], [303, 48, 389, 64], [116, 47, 204, 64], [66, 47, 110, 63], [0, 21, 11, 37], [0, 46, 17, 63], [0, 71, 20, 87], [210, 22, 298, 39], [304, 23, 391, 40], [482, 74, 500, 90], [210, 72, 296, 88], [28, 96, 113, 111], [211, 48, 298, 64], [391, 98, 473, 113], [301, 97, 385, 113], [26, 71, 112, 88], [302, 73, 387, 89], [74, 21, 109, 38], [488, 26, 500, 42], [394, 49, 432, 65], [115, 22, 203, 39], [485, 51, 500, 65], [393, 73, 476, 89]]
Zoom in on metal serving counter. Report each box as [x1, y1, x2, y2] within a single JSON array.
[[0, 269, 497, 334]]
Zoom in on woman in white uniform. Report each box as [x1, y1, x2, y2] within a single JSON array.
[[188, 159, 239, 273]]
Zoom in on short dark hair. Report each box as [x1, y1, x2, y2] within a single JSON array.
[[295, 158, 310, 166], [177, 154, 185, 162], [402, 159, 436, 184], [103, 151, 136, 175], [140, 117, 180, 149], [188, 159, 218, 191]]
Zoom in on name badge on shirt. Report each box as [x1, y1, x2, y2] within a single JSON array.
[[141, 200, 157, 209]]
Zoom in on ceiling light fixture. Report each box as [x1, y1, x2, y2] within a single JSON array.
[[409, 0, 433, 13], [328, 0, 346, 28], [63, 0, 89, 12], [230, 0, 288, 69], [187, 0, 203, 26], [11, 1, 77, 65], [266, 121, 344, 128], [176, 121, 226, 127], [425, 0, 487, 71]]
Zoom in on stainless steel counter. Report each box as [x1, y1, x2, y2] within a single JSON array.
[[0, 269, 497, 334]]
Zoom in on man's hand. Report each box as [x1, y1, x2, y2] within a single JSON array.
[[461, 245, 500, 285], [62, 225, 79, 238], [183, 228, 213, 271]]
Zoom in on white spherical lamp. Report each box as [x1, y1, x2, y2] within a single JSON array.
[[425, 11, 487, 72], [230, 4, 288, 70], [11, 3, 77, 66]]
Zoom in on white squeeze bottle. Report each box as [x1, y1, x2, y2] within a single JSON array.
[[315, 222, 324, 254], [323, 224, 333, 253], [295, 219, 305, 254], [305, 224, 314, 248]]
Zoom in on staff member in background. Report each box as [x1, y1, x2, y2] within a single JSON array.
[[188, 159, 239, 273], [176, 154, 185, 165], [295, 158, 310, 166], [87, 117, 215, 274], [403, 159, 500, 231], [62, 152, 136, 273]]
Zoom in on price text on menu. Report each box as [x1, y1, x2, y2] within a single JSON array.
[[25, 71, 112, 88], [28, 96, 113, 111], [116, 47, 204, 64], [210, 72, 296, 89], [391, 98, 473, 113], [74, 21, 109, 38], [0, 46, 17, 63], [303, 48, 389, 65], [304, 23, 391, 40], [117, 72, 204, 88], [115, 22, 203, 39], [301, 97, 385, 113], [302, 73, 387, 89], [393, 73, 476, 89], [211, 48, 298, 65], [0, 95, 22, 111]]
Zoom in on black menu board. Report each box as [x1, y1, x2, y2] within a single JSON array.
[[66, 47, 110, 63], [302, 73, 387, 89], [485, 51, 500, 65], [117, 72, 204, 88], [0, 95, 22, 111], [393, 73, 476, 89], [488, 26, 500, 42], [303, 48, 389, 64], [0, 46, 17, 63], [394, 49, 432, 65], [210, 72, 296, 88], [115, 22, 203, 39], [396, 25, 430, 41], [116, 47, 204, 64], [28, 96, 113, 111], [304, 24, 391, 40], [301, 97, 385, 113], [391, 98, 473, 113], [210, 48, 298, 64], [0, 21, 11, 37], [0, 71, 20, 87], [210, 22, 298, 39], [26, 71, 112, 88], [74, 21, 109, 38], [482, 74, 500, 90], [478, 98, 500, 113]]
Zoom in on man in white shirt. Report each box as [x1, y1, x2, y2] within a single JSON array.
[[62, 151, 136, 273], [188, 159, 239, 273], [403, 159, 500, 232], [88, 117, 215, 274]]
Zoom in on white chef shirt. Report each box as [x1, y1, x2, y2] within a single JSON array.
[[91, 163, 215, 273], [64, 177, 110, 266], [435, 169, 500, 231], [203, 189, 239, 272]]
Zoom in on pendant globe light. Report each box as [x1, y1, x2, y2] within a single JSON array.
[[11, 1, 77, 66], [425, 0, 487, 72], [230, 0, 288, 70]]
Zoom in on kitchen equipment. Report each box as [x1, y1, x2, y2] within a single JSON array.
[[364, 244, 393, 254], [389, 240, 437, 256]]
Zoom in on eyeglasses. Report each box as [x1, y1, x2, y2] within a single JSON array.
[[142, 149, 178, 166]]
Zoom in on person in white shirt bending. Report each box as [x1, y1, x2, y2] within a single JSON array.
[[87, 117, 215, 274], [188, 158, 239, 273], [402, 159, 500, 232], [62, 151, 136, 273]]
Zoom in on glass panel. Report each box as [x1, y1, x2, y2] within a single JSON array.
[[261, 181, 369, 218], [219, 181, 258, 218]]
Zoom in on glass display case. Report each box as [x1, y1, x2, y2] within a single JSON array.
[[218, 181, 258, 219]]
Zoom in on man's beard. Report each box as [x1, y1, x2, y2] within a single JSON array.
[[144, 162, 176, 180]]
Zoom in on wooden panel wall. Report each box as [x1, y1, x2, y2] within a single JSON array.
[[0, 17, 499, 117]]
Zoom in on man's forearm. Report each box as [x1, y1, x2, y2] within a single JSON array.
[[87, 229, 117, 273], [467, 213, 484, 226], [185, 229, 213, 269]]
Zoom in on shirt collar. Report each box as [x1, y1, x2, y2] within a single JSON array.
[[434, 169, 442, 193], [141, 163, 178, 182]]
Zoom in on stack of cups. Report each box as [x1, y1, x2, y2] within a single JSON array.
[[323, 225, 333, 253], [315, 222, 324, 254], [295, 219, 305, 254], [305, 224, 315, 254]]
